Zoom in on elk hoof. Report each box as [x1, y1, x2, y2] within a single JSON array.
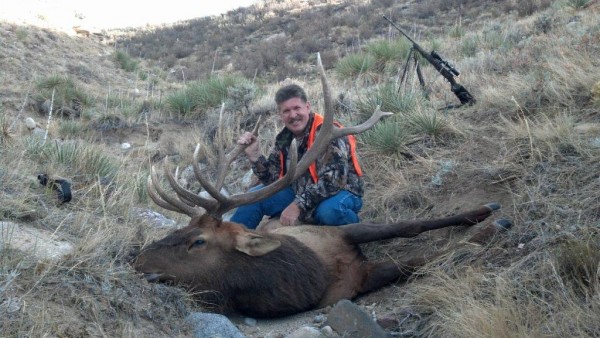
[[493, 218, 512, 231], [484, 202, 501, 211]]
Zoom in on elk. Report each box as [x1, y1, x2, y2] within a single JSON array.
[[134, 54, 511, 318]]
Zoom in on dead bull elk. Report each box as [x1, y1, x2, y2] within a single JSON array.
[[134, 54, 511, 318]]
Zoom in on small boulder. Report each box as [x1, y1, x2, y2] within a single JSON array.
[[185, 312, 245, 338], [326, 300, 389, 338]]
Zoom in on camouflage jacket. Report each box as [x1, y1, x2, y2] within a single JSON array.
[[252, 113, 364, 223]]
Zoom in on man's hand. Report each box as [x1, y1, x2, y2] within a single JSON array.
[[280, 203, 301, 226], [237, 131, 260, 162]]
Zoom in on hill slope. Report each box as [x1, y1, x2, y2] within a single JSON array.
[[2, 0, 600, 337]]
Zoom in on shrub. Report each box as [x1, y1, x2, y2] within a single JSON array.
[[356, 83, 421, 122], [407, 108, 450, 140], [35, 75, 95, 117], [364, 39, 411, 73], [359, 117, 411, 156], [226, 80, 258, 113], [335, 53, 377, 83], [448, 23, 466, 39], [41, 141, 118, 179], [114, 50, 139, 72], [555, 234, 600, 296], [592, 81, 600, 106], [564, 0, 593, 9], [459, 33, 479, 57], [166, 91, 195, 116], [166, 75, 253, 118], [0, 110, 14, 149], [57, 120, 85, 139]]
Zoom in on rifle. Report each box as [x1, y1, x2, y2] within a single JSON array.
[[383, 15, 476, 106]]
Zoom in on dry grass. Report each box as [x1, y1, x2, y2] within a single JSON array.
[[2, 1, 600, 337]]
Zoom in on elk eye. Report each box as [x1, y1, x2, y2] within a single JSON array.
[[191, 239, 205, 247]]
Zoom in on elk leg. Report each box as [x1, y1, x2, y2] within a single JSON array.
[[343, 203, 501, 245], [359, 255, 429, 294], [359, 218, 513, 294]]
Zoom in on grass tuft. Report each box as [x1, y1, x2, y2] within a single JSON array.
[[335, 53, 377, 84], [360, 117, 411, 157]]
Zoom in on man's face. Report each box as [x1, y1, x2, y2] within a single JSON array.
[[278, 97, 311, 136]]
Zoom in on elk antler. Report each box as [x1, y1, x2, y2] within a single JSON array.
[[148, 53, 392, 220]]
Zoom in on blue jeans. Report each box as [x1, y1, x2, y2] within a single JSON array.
[[230, 185, 363, 229]]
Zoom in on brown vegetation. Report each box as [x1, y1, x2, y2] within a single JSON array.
[[1, 0, 599, 336]]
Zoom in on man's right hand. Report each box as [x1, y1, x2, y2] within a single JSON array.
[[237, 131, 260, 162]]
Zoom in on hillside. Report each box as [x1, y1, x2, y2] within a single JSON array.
[[1, 0, 600, 337]]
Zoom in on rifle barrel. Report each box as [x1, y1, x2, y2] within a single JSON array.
[[382, 16, 416, 45]]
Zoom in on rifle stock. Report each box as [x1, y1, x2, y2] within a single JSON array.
[[383, 16, 476, 106]]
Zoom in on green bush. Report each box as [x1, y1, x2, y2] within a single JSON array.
[[335, 53, 376, 83], [356, 83, 421, 121], [57, 120, 85, 139], [114, 50, 139, 72], [407, 109, 449, 139], [226, 80, 258, 113], [564, 0, 592, 9], [459, 33, 479, 57], [35, 75, 95, 115], [359, 117, 410, 156], [41, 141, 118, 178], [166, 91, 195, 116], [449, 23, 466, 39], [364, 39, 411, 72], [166, 75, 253, 117]]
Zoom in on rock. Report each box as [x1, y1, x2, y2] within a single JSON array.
[[134, 208, 176, 228], [376, 314, 399, 330], [326, 300, 389, 338], [185, 312, 246, 338], [313, 314, 327, 324], [285, 326, 324, 338], [244, 317, 257, 327], [25, 117, 37, 130], [320, 326, 334, 336], [0, 221, 73, 261], [430, 160, 455, 187]]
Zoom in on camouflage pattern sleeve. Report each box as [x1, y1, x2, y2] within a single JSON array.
[[251, 149, 281, 185]]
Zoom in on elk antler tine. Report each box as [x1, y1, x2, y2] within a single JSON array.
[[217, 102, 226, 167], [250, 114, 262, 136], [332, 105, 393, 137], [162, 158, 218, 212], [317, 52, 334, 133], [224, 114, 263, 164], [147, 175, 183, 213], [216, 114, 263, 190], [192, 144, 228, 203], [149, 166, 202, 217], [227, 139, 299, 209]]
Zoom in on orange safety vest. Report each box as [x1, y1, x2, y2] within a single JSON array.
[[279, 113, 363, 183]]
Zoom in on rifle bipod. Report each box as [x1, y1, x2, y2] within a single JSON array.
[[399, 47, 428, 99]]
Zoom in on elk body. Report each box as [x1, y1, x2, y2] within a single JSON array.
[[134, 54, 510, 318]]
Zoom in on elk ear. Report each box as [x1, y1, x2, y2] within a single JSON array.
[[234, 233, 281, 256]]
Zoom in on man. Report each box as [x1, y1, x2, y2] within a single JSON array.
[[230, 84, 364, 229]]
